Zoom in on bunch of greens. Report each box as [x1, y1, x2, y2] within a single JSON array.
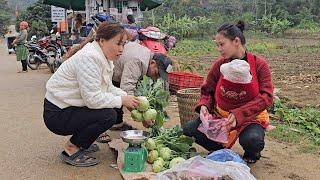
[[131, 96, 158, 123], [144, 125, 200, 172], [135, 75, 170, 128], [148, 126, 196, 157]]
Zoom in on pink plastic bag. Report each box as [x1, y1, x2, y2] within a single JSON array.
[[197, 114, 229, 144], [157, 156, 257, 180]]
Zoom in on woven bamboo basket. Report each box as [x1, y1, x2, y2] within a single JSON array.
[[176, 88, 201, 126]]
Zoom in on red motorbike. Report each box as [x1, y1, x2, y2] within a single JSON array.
[[38, 36, 50, 49]]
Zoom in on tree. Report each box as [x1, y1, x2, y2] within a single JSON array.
[[7, 0, 38, 10], [16, 0, 51, 39], [0, 0, 11, 35], [142, 0, 320, 36], [28, 20, 49, 39]]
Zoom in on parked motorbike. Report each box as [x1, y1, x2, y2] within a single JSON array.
[[26, 40, 56, 73], [51, 36, 67, 72]]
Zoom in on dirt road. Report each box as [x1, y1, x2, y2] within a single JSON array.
[[0, 40, 122, 180], [0, 39, 319, 180]]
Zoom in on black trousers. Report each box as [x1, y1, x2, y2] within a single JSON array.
[[183, 118, 265, 160], [21, 60, 27, 71], [112, 80, 124, 125], [43, 99, 119, 149]]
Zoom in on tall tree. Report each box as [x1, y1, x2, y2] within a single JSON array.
[[16, 1, 51, 38], [0, 0, 11, 35]]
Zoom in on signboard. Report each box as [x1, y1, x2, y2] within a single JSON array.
[[51, 6, 66, 22]]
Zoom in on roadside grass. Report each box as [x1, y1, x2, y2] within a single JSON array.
[[267, 121, 320, 154], [267, 96, 320, 154]]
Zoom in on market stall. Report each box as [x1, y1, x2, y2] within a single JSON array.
[[44, 0, 163, 24]]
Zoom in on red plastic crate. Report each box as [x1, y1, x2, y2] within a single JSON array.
[[169, 72, 204, 94]]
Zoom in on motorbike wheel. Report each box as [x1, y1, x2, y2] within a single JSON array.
[[53, 60, 61, 73], [27, 52, 40, 70], [46, 47, 56, 73], [47, 62, 55, 73]]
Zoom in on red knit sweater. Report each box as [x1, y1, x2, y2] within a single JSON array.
[[195, 52, 274, 129]]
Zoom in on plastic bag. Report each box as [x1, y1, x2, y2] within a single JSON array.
[[157, 156, 256, 180], [197, 113, 229, 144], [206, 149, 246, 165]]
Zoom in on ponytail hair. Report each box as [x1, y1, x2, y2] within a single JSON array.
[[217, 20, 246, 45], [235, 20, 245, 33], [66, 21, 125, 58]]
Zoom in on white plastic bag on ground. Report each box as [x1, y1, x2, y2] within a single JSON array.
[[157, 156, 256, 180]]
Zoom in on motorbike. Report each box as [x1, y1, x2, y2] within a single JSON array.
[[51, 36, 67, 72], [26, 40, 57, 73], [26, 30, 67, 73]]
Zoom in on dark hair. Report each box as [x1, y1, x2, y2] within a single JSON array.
[[76, 14, 83, 22], [153, 53, 170, 63], [217, 20, 246, 45], [95, 21, 125, 41], [66, 22, 126, 58], [127, 15, 135, 24]]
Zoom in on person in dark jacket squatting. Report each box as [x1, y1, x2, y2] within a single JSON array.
[[183, 21, 274, 164]]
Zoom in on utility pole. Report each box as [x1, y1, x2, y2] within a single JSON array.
[[264, 0, 267, 16], [151, 9, 155, 26], [253, 0, 258, 21]]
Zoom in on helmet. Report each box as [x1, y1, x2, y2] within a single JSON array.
[[20, 21, 29, 28]]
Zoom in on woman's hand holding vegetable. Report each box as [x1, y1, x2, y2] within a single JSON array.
[[122, 95, 140, 109]]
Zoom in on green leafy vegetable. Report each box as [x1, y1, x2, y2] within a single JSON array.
[[169, 157, 186, 168], [143, 109, 157, 121], [135, 76, 170, 130], [145, 138, 157, 151], [159, 147, 172, 160], [152, 159, 164, 173], [131, 110, 144, 122], [148, 150, 159, 164], [137, 96, 150, 112]]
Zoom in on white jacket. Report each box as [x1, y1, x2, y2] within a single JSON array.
[[45, 41, 127, 109]]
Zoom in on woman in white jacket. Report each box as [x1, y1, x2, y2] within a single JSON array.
[[43, 22, 140, 167]]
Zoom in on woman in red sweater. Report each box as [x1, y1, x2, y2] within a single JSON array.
[[183, 21, 274, 163]]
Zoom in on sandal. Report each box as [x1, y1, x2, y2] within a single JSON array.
[[83, 143, 100, 154], [96, 132, 111, 143], [109, 122, 137, 131], [243, 157, 257, 164], [59, 150, 99, 167], [243, 152, 260, 164]]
